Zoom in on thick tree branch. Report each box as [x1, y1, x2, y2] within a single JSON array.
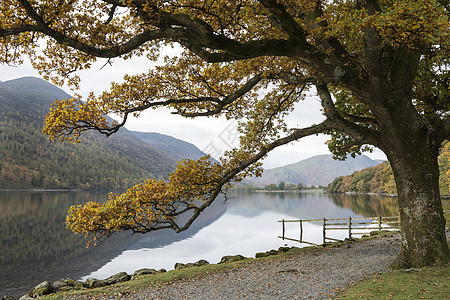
[[316, 81, 380, 146], [257, 0, 309, 40], [441, 117, 450, 142], [174, 74, 263, 117], [0, 24, 39, 37], [62, 74, 263, 138]]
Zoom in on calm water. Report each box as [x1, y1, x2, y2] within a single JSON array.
[[0, 190, 397, 298]]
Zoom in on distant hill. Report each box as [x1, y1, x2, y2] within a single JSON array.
[[244, 154, 383, 187], [328, 143, 450, 195], [130, 131, 207, 162], [0, 77, 197, 189]]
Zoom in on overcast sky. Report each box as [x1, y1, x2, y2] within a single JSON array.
[[0, 53, 386, 168]]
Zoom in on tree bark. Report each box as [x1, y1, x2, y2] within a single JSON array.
[[381, 121, 450, 268]]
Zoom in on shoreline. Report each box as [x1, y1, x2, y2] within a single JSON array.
[[16, 231, 396, 300], [35, 231, 402, 300]]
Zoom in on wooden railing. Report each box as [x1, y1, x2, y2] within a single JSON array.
[[278, 216, 400, 246], [279, 211, 449, 246]]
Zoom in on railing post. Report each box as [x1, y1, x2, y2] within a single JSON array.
[[323, 218, 326, 245], [378, 216, 382, 231], [282, 219, 285, 240], [299, 219, 303, 243], [348, 217, 352, 240]]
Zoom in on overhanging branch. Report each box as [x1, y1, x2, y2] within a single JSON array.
[[172, 120, 336, 233]]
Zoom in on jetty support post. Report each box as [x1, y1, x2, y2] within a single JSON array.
[[348, 217, 352, 240], [322, 218, 326, 245], [299, 219, 303, 243]]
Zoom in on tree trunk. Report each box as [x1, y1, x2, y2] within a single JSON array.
[[385, 142, 449, 268]]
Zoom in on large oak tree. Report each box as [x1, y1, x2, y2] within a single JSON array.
[[1, 0, 449, 268]]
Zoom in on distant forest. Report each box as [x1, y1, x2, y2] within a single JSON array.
[[0, 117, 169, 189], [327, 143, 450, 195], [0, 77, 178, 190]]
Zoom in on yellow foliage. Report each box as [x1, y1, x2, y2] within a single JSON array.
[[2, 0, 449, 242]]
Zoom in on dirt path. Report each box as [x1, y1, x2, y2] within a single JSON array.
[[80, 234, 401, 300]]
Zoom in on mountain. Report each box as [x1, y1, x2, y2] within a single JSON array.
[[0, 77, 182, 189], [244, 154, 383, 187], [328, 143, 450, 195], [130, 131, 207, 162]]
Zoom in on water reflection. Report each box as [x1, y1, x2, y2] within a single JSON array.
[[329, 193, 398, 216], [0, 191, 225, 298], [84, 191, 398, 280], [0, 190, 397, 298]]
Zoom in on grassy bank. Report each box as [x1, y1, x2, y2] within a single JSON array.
[[336, 265, 449, 299]]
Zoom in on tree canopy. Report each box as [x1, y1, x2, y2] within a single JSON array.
[[1, 0, 449, 267]]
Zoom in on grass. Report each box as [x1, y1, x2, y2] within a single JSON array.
[[335, 265, 450, 299]]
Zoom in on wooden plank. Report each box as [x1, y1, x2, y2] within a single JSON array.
[[325, 237, 341, 242], [349, 222, 378, 225], [326, 227, 351, 230], [278, 236, 319, 246], [326, 222, 351, 226], [277, 219, 323, 223]]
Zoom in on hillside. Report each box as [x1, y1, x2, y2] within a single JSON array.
[[0, 77, 180, 189], [244, 154, 383, 187], [130, 131, 207, 162], [327, 143, 450, 195]]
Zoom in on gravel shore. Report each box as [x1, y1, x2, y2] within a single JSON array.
[[80, 234, 401, 300]]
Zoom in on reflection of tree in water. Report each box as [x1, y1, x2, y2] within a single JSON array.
[[229, 191, 398, 219], [329, 193, 398, 217], [0, 191, 226, 298], [0, 191, 130, 297]]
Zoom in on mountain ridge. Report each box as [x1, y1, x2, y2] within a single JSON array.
[[244, 154, 383, 187], [0, 77, 206, 189]]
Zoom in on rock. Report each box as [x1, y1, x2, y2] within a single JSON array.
[[194, 259, 209, 267], [278, 246, 290, 253], [104, 272, 131, 285], [28, 281, 53, 297], [402, 268, 421, 273], [174, 262, 186, 270], [84, 278, 106, 288], [52, 278, 82, 292], [268, 249, 278, 255], [158, 268, 167, 273], [52, 280, 68, 291], [132, 268, 157, 278], [51, 278, 85, 291], [256, 250, 278, 258], [219, 254, 246, 264], [2, 296, 16, 300], [255, 252, 271, 258]]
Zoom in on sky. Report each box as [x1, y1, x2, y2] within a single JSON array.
[[0, 51, 386, 169]]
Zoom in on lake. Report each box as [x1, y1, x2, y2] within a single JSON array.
[[0, 190, 398, 298]]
